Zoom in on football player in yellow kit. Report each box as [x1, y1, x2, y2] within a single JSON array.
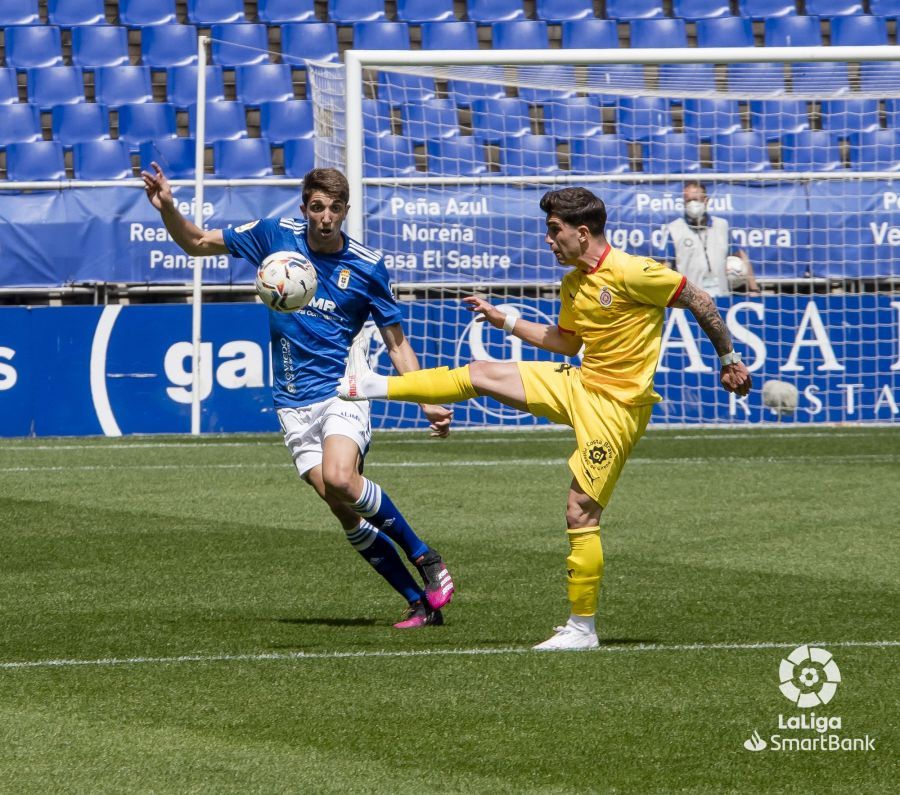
[[339, 187, 752, 650]]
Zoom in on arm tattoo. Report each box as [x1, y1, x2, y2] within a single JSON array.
[[672, 281, 733, 356]]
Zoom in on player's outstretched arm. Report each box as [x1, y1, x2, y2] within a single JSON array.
[[671, 280, 752, 396], [463, 296, 582, 357], [380, 323, 453, 438], [140, 161, 228, 257]]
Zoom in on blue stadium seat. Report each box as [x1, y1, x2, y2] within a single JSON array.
[[426, 137, 489, 175], [364, 134, 416, 177], [353, 21, 410, 50], [616, 97, 672, 141], [605, 0, 665, 19], [189, 102, 248, 141], [493, 21, 549, 49], [781, 130, 843, 171], [377, 72, 436, 105], [712, 131, 771, 171], [727, 63, 785, 96], [401, 99, 460, 145], [117, 102, 178, 152], [804, 0, 862, 15], [536, 0, 594, 22], [5, 26, 64, 70], [749, 99, 809, 140], [73, 139, 133, 179], [396, 0, 455, 22], [673, 0, 731, 19], [48, 0, 106, 27], [7, 141, 67, 180], [561, 19, 618, 48], [235, 64, 295, 107], [362, 99, 393, 137], [71, 26, 129, 70], [214, 138, 273, 177], [281, 23, 339, 64], [870, 0, 900, 14], [283, 138, 315, 177], [517, 65, 577, 103], [167, 65, 225, 109], [258, 0, 315, 23], [569, 136, 630, 174], [0, 69, 19, 104], [764, 16, 822, 47], [421, 21, 479, 49], [791, 62, 849, 95], [658, 63, 716, 92], [260, 100, 314, 144], [737, 0, 796, 17], [821, 99, 880, 138], [210, 24, 270, 67], [682, 98, 742, 140], [859, 60, 900, 93], [466, 0, 526, 22], [644, 134, 701, 174], [187, 0, 246, 24], [850, 129, 900, 171], [94, 66, 153, 108], [51, 102, 110, 147], [447, 71, 507, 106], [0, 2, 39, 25], [500, 134, 560, 176], [27, 67, 85, 111], [544, 97, 604, 141], [119, 0, 177, 26], [329, 0, 386, 22], [141, 25, 199, 69], [0, 104, 42, 146], [471, 98, 531, 143], [630, 19, 688, 49], [585, 64, 645, 95], [140, 137, 196, 178], [830, 15, 888, 46], [696, 17, 754, 47]]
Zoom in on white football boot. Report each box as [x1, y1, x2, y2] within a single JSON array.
[[337, 333, 387, 401], [533, 622, 600, 651]]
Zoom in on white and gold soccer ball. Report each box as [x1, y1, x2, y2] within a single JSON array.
[[255, 251, 317, 312]]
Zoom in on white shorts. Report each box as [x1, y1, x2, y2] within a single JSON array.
[[277, 396, 371, 478]]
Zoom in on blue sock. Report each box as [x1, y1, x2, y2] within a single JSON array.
[[352, 478, 429, 562], [345, 521, 423, 604]]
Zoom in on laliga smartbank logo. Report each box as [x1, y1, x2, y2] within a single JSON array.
[[742, 645, 875, 753]]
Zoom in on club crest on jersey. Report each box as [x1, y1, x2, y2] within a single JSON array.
[[337, 268, 351, 289], [599, 287, 614, 307]]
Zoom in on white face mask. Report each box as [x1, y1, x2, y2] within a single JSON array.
[[684, 200, 707, 221]]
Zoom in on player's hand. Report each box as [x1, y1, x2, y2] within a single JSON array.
[[462, 296, 506, 330], [721, 362, 752, 397], [140, 161, 174, 211], [420, 403, 452, 438]]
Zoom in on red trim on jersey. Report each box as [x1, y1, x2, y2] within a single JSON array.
[[667, 275, 688, 307], [558, 325, 576, 335], [587, 243, 612, 274]]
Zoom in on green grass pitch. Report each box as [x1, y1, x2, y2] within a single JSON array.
[[0, 426, 897, 793]]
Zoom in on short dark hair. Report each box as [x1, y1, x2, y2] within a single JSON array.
[[684, 180, 707, 195], [539, 187, 607, 237], [302, 168, 350, 206]]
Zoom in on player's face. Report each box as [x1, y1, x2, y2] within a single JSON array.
[[301, 191, 349, 252], [545, 215, 585, 266]]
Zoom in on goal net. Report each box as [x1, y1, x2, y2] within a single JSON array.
[[309, 48, 900, 428]]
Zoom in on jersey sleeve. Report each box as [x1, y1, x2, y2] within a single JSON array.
[[222, 218, 279, 266], [557, 271, 577, 334], [623, 257, 687, 308], [367, 257, 403, 328]]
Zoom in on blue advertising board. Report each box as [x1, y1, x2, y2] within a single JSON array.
[[0, 296, 897, 437]]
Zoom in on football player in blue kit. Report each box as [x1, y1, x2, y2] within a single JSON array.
[[141, 164, 455, 628]]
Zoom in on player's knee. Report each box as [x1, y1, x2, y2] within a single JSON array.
[[468, 359, 499, 391], [566, 492, 601, 528], [322, 466, 360, 503]]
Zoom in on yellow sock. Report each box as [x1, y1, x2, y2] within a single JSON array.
[[566, 527, 603, 617], [386, 365, 478, 403]]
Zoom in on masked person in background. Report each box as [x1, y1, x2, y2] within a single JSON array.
[[666, 181, 760, 296]]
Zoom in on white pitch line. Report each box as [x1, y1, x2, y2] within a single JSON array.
[[1, 639, 896, 672]]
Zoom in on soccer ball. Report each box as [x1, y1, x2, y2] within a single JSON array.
[[255, 251, 317, 312]]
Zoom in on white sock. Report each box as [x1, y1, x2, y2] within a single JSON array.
[[566, 614, 596, 634], [362, 371, 389, 398]]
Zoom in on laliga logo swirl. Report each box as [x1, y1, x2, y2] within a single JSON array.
[[779, 645, 841, 708]]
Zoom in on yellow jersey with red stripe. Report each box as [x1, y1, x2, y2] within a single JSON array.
[[558, 244, 686, 406]]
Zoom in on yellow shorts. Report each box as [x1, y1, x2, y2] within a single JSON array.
[[517, 361, 653, 507]]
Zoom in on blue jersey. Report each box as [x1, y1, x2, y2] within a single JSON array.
[[223, 217, 402, 408]]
